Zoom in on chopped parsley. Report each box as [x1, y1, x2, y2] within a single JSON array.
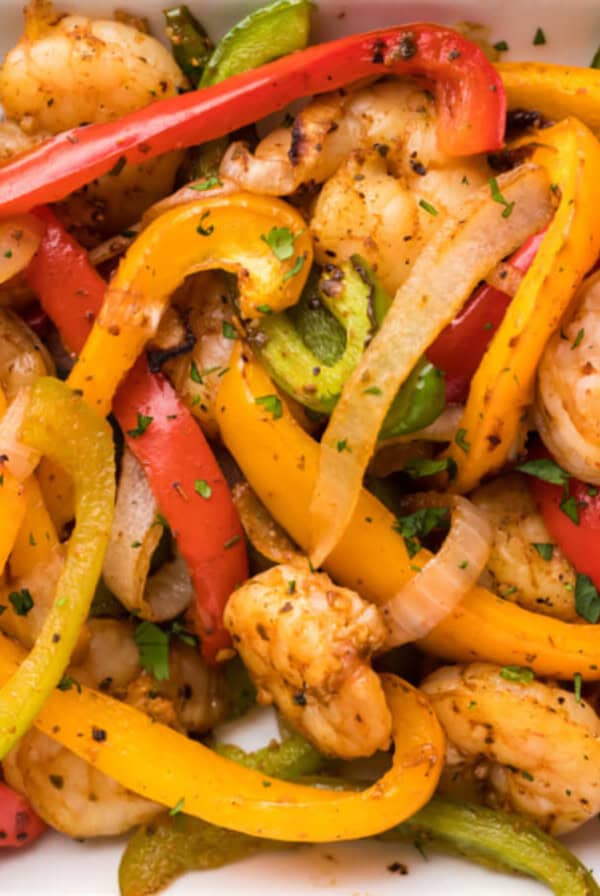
[[255, 394, 282, 420], [196, 211, 214, 236], [571, 328, 585, 349], [493, 40, 509, 52], [190, 360, 202, 383], [516, 458, 569, 487], [256, 304, 272, 315], [363, 386, 382, 396], [57, 675, 81, 693], [393, 507, 450, 558], [559, 494, 580, 525], [574, 672, 583, 703], [170, 620, 198, 648], [283, 255, 306, 282], [260, 226, 297, 261], [127, 413, 153, 439], [500, 665, 534, 683], [190, 175, 221, 191], [455, 428, 471, 454], [169, 797, 185, 816], [575, 573, 600, 623], [403, 456, 458, 480], [8, 588, 34, 616], [222, 321, 237, 340], [531, 542, 554, 561], [592, 45, 600, 69], [135, 621, 170, 681], [336, 439, 350, 453], [489, 177, 515, 218], [418, 198, 439, 217], [194, 479, 212, 499], [533, 27, 547, 46]]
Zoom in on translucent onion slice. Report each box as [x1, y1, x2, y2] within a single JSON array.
[[0, 215, 44, 287], [535, 271, 600, 483], [381, 496, 491, 647], [0, 388, 39, 481], [103, 449, 192, 621], [309, 163, 555, 568]]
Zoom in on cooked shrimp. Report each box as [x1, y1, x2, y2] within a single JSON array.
[[3, 729, 160, 838], [125, 641, 231, 734], [471, 474, 578, 621], [535, 272, 600, 483], [0, 2, 186, 133], [0, 2, 187, 236], [158, 272, 236, 439], [70, 618, 230, 734], [221, 80, 490, 203], [310, 149, 422, 294], [224, 561, 391, 759], [422, 663, 600, 835]]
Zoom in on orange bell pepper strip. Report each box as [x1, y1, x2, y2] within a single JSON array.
[[0, 469, 26, 577], [67, 194, 312, 416], [497, 62, 600, 136], [446, 118, 600, 493], [217, 345, 600, 680], [0, 632, 443, 841], [9, 474, 60, 578], [0, 384, 26, 575]]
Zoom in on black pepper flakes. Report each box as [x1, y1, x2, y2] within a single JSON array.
[[91, 726, 107, 743]]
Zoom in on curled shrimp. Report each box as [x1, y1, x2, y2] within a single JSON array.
[[224, 561, 392, 759], [535, 271, 600, 483], [3, 728, 161, 838], [221, 81, 488, 199], [422, 663, 600, 835], [0, 2, 186, 134], [0, 2, 188, 236], [471, 474, 578, 621]]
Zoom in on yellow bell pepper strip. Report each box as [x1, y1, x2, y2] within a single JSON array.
[[0, 377, 115, 759], [67, 194, 311, 417], [0, 467, 25, 577], [497, 62, 600, 136], [217, 346, 600, 679], [446, 118, 600, 493], [9, 475, 59, 579], [0, 632, 444, 840]]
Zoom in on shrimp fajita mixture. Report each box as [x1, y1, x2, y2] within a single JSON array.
[[0, 2, 600, 894]]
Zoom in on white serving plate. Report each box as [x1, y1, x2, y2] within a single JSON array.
[[2, 0, 600, 893]]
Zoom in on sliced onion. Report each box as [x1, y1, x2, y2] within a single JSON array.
[[0, 215, 44, 286], [0, 388, 39, 481], [0, 308, 54, 401], [381, 496, 491, 647], [309, 163, 556, 567], [535, 271, 600, 483], [103, 449, 193, 621], [232, 481, 300, 565]]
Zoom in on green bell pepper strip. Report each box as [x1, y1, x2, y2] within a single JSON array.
[[200, 0, 313, 87], [164, 5, 213, 85], [119, 812, 284, 896], [215, 732, 323, 780], [183, 0, 313, 184], [119, 792, 598, 896], [385, 797, 600, 896], [249, 256, 446, 436], [0, 377, 115, 759]]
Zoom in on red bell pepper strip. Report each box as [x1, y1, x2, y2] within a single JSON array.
[[25, 207, 247, 664], [427, 230, 546, 404], [526, 444, 600, 591], [0, 25, 504, 217], [0, 782, 46, 848]]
